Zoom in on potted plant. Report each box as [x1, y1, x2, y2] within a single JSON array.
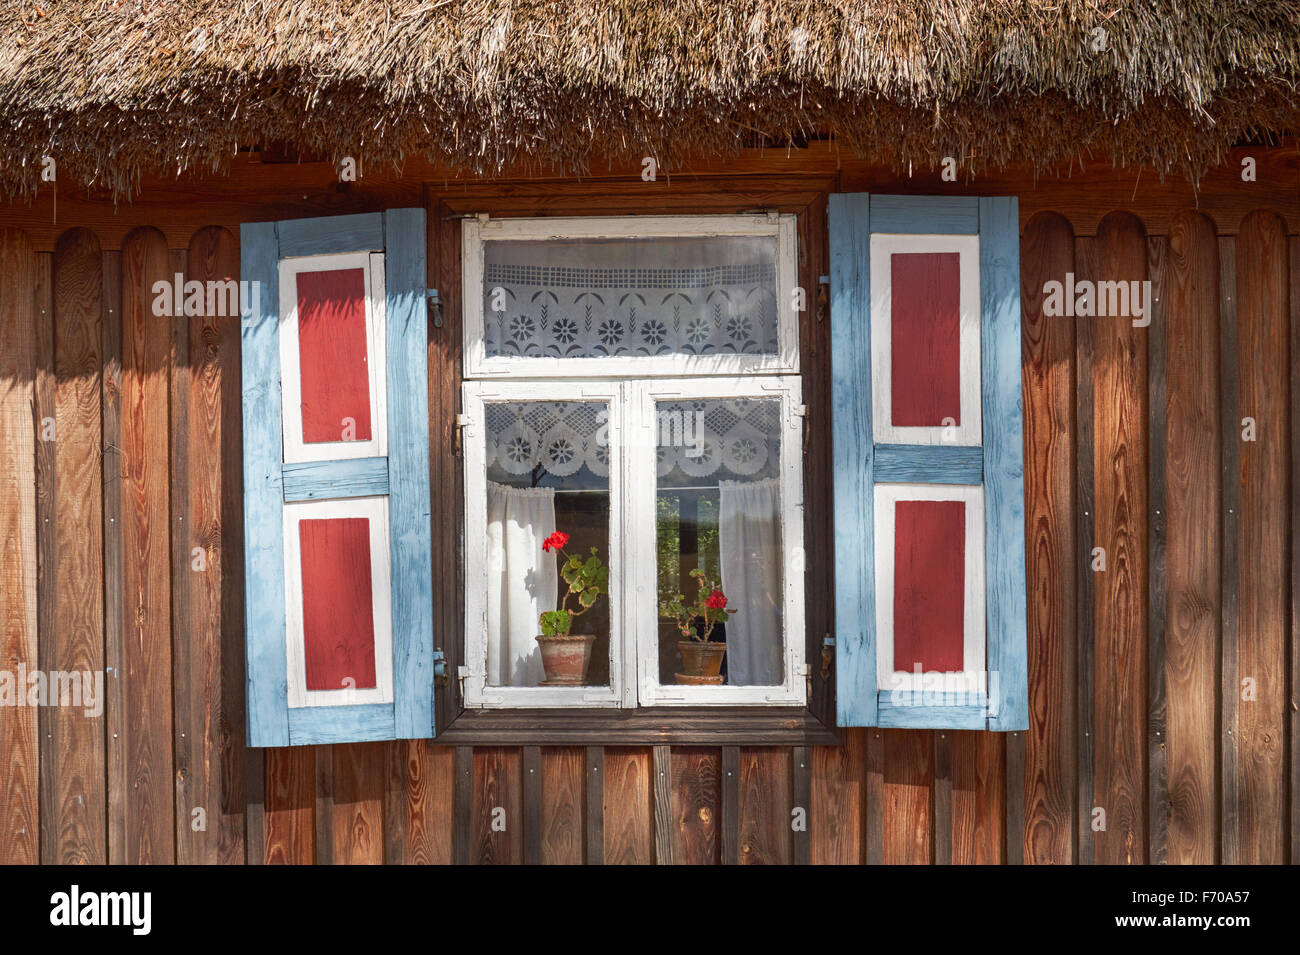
[[536, 531, 609, 685], [662, 569, 736, 685]]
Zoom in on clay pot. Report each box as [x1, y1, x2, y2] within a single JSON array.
[[673, 672, 724, 686], [536, 634, 595, 685], [678, 640, 726, 678]]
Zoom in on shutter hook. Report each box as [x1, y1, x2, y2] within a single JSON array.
[[426, 289, 443, 328]]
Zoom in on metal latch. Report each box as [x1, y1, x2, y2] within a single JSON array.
[[433, 650, 449, 687], [426, 289, 443, 328]]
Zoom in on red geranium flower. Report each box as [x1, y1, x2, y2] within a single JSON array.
[[542, 531, 570, 553], [705, 589, 727, 610]]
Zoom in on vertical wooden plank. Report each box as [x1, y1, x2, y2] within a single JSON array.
[[453, 745, 472, 865], [333, 742, 385, 864], [180, 226, 246, 864], [118, 227, 174, 864], [384, 742, 407, 864], [864, 731, 885, 864], [981, 197, 1029, 731], [811, 728, 865, 864], [792, 745, 811, 865], [952, 731, 1005, 864], [43, 229, 106, 865], [932, 734, 953, 865], [101, 249, 126, 864], [737, 748, 792, 865], [244, 750, 266, 866], [882, 729, 933, 864], [585, 745, 604, 865], [314, 746, 333, 865], [1290, 236, 1300, 866], [34, 250, 54, 866], [1091, 211, 1149, 866], [1003, 730, 1025, 866], [652, 745, 673, 864], [720, 745, 739, 865], [406, 743, 454, 865], [0, 228, 38, 865], [1074, 236, 1097, 866], [1164, 211, 1220, 864], [472, 746, 522, 864], [1219, 235, 1240, 865], [1232, 211, 1289, 865], [540, 746, 584, 865], [669, 747, 719, 865], [828, 193, 877, 726], [604, 747, 653, 864], [1146, 234, 1169, 865], [264, 746, 314, 864], [523, 745, 542, 865], [1020, 212, 1078, 864]]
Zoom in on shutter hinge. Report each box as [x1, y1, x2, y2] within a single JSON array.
[[821, 636, 835, 681], [426, 289, 443, 328], [457, 665, 472, 699], [795, 404, 810, 455], [433, 650, 449, 687], [816, 275, 829, 323], [454, 413, 469, 458]]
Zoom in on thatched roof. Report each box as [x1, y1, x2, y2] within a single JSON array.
[[1, 0, 1298, 195]]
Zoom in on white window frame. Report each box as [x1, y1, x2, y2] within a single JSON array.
[[461, 379, 630, 708], [629, 377, 807, 706], [283, 495, 394, 709], [462, 214, 800, 379], [872, 483, 985, 697], [869, 234, 981, 446], [279, 252, 388, 464]]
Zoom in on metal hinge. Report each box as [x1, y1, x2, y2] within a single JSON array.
[[433, 650, 449, 687], [454, 413, 469, 458], [457, 665, 472, 699], [794, 404, 810, 455], [426, 289, 443, 328], [821, 636, 835, 680]]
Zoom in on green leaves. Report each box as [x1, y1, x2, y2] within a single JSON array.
[[542, 535, 608, 634], [540, 609, 571, 637]]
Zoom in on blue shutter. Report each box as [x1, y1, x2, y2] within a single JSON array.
[[829, 194, 1028, 731], [241, 209, 435, 747]]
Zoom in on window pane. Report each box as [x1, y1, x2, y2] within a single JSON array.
[[483, 236, 778, 359], [483, 400, 612, 689], [654, 398, 784, 686]]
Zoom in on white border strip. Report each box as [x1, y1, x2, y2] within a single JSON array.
[[284, 495, 394, 708], [279, 252, 388, 464], [873, 483, 985, 694], [869, 234, 981, 447]]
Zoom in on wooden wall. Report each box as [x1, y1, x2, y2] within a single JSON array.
[[0, 147, 1296, 863]]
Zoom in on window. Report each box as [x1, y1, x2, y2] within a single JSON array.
[[461, 214, 805, 708], [829, 194, 1029, 731]]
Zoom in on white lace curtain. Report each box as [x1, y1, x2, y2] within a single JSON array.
[[485, 482, 557, 687], [720, 478, 783, 686]]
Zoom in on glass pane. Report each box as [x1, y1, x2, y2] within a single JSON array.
[[654, 398, 783, 686], [483, 236, 778, 359], [483, 400, 612, 688]]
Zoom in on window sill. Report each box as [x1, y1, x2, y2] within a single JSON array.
[[435, 706, 838, 746]]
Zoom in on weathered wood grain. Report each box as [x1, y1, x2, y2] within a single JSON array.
[[1020, 212, 1077, 865], [472, 746, 522, 864], [1290, 236, 1300, 867], [540, 747, 584, 865], [604, 747, 653, 864], [586, 745, 604, 865], [652, 745, 672, 864], [314, 746, 333, 866], [406, 743, 454, 864], [1218, 236, 1240, 866], [952, 731, 1004, 865], [43, 229, 106, 865], [864, 731, 885, 864], [333, 742, 385, 864], [933, 734, 952, 865], [454, 745, 472, 865], [811, 728, 864, 864], [1163, 211, 1220, 864], [737, 748, 792, 865], [882, 730, 933, 864], [1231, 211, 1289, 865], [523, 745, 542, 864], [1074, 236, 1097, 866], [169, 246, 194, 864], [0, 228, 39, 865], [792, 745, 811, 865], [118, 227, 175, 864], [669, 747, 719, 865], [1146, 234, 1169, 866], [101, 249, 126, 864], [264, 747, 314, 864], [721, 746, 739, 865], [1091, 211, 1149, 865]]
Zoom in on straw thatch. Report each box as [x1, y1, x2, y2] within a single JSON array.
[[1, 0, 1297, 195]]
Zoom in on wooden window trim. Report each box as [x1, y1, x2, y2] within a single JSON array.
[[427, 174, 839, 743]]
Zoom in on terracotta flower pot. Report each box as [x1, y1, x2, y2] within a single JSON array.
[[536, 634, 595, 685], [678, 639, 726, 678]]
